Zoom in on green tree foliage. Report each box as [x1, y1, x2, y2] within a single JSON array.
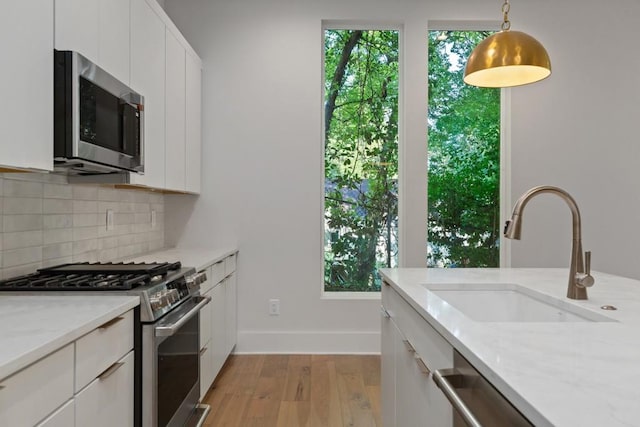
[[324, 30, 399, 292], [427, 31, 501, 267]]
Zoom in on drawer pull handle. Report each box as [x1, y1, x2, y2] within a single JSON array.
[[380, 305, 390, 318], [200, 347, 209, 355], [98, 316, 124, 330], [403, 340, 416, 353], [414, 354, 431, 374], [99, 362, 125, 380]]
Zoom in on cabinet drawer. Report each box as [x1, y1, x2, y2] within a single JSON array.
[[384, 283, 453, 371], [200, 267, 214, 294], [76, 350, 134, 427], [224, 254, 237, 277], [0, 344, 74, 427], [75, 309, 134, 391], [211, 260, 225, 284], [35, 399, 74, 427]]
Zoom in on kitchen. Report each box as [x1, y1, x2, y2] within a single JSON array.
[[2, 0, 640, 426]]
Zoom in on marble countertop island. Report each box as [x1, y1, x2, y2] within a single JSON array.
[[0, 295, 139, 381], [379, 268, 640, 427]]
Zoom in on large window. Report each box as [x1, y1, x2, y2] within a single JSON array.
[[427, 30, 501, 268], [323, 29, 399, 292]]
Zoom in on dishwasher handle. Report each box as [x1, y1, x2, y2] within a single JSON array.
[[155, 295, 211, 337], [433, 368, 483, 427]]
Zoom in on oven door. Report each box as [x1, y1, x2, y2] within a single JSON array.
[[142, 295, 211, 427]]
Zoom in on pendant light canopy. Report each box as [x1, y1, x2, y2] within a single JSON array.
[[464, 0, 551, 88]]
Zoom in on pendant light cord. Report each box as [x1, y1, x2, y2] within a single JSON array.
[[502, 0, 511, 31]]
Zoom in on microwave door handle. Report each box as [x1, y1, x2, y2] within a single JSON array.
[[122, 110, 128, 153], [155, 296, 211, 337]]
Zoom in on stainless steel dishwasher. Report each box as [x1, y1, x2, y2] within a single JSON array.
[[433, 350, 533, 427]]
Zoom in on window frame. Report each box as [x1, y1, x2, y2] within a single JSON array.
[[320, 20, 512, 300], [321, 21, 403, 299]]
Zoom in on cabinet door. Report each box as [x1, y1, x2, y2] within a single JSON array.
[[395, 329, 430, 427], [165, 28, 186, 191], [185, 51, 202, 193], [75, 350, 135, 427], [381, 305, 396, 427], [200, 287, 213, 349], [98, 0, 130, 84], [54, 0, 99, 63], [225, 273, 237, 355], [130, 0, 165, 189], [211, 282, 227, 379], [0, 1, 53, 171], [199, 341, 214, 400]]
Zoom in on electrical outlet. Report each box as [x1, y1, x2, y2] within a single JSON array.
[[151, 210, 157, 228], [269, 299, 280, 316], [106, 209, 114, 231]]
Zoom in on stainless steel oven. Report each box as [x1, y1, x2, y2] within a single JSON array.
[[142, 295, 210, 427]]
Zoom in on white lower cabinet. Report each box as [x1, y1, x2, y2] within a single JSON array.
[[225, 273, 237, 354], [210, 281, 227, 378], [75, 351, 135, 427], [199, 270, 215, 398], [0, 344, 74, 426], [0, 309, 135, 427], [36, 399, 75, 427], [381, 282, 453, 427], [199, 252, 238, 400]]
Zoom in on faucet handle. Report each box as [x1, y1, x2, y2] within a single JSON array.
[[585, 251, 591, 275], [576, 251, 595, 288]]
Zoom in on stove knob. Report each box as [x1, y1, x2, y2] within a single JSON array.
[[150, 297, 162, 310], [197, 272, 207, 285]]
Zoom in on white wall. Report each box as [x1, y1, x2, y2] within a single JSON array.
[[164, 0, 640, 353]]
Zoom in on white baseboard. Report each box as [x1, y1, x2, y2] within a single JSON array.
[[235, 330, 381, 354]]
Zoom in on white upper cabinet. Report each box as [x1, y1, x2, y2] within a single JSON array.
[[98, 0, 131, 84], [165, 28, 186, 191], [54, 0, 130, 85], [54, 0, 100, 63], [130, 0, 166, 189], [185, 51, 203, 194], [0, 0, 53, 171]]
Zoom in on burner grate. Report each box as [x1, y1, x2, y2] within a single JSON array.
[[0, 261, 182, 291]]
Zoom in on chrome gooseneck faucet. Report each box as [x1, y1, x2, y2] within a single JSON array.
[[504, 186, 595, 300]]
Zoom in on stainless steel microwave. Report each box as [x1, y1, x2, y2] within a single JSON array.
[[54, 50, 144, 174]]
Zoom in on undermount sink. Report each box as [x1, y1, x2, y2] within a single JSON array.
[[422, 283, 615, 323]]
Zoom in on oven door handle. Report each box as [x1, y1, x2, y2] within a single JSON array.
[[155, 295, 211, 337]]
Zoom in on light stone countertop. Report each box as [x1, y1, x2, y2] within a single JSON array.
[[127, 247, 238, 271], [379, 267, 640, 427], [0, 295, 139, 381]]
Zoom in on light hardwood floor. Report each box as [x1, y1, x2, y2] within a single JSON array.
[[201, 354, 382, 427]]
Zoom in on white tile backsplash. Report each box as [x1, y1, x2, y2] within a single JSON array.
[[2, 197, 43, 215], [0, 173, 165, 279], [3, 231, 43, 250], [43, 198, 73, 214], [3, 214, 43, 232]]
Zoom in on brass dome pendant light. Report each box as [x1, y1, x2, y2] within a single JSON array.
[[464, 0, 551, 88]]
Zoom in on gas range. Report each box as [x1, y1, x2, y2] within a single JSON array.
[[0, 261, 207, 323]]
